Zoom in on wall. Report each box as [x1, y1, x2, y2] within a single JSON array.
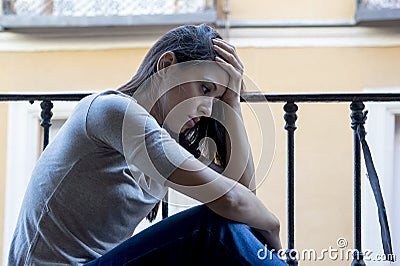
[[218, 0, 356, 22]]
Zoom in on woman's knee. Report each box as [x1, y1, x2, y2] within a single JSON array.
[[189, 205, 249, 232]]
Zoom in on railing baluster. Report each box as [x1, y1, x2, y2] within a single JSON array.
[[284, 102, 298, 266], [162, 190, 169, 219], [350, 101, 366, 266], [40, 100, 54, 150]]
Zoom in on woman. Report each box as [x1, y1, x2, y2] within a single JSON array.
[[9, 24, 287, 265]]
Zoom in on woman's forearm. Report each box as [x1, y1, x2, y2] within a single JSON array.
[[168, 160, 282, 250], [224, 103, 256, 192], [206, 181, 282, 250]]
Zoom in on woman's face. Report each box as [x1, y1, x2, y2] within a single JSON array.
[[161, 80, 227, 133], [148, 57, 230, 134]]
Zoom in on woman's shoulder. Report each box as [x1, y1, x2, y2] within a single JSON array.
[[85, 89, 151, 126], [93, 89, 136, 103], [87, 89, 137, 112]]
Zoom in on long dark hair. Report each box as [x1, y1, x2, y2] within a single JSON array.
[[118, 24, 227, 221]]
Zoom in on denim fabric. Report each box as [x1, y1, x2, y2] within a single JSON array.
[[85, 205, 288, 266]]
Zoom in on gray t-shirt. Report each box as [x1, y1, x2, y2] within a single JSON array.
[[8, 90, 193, 265]]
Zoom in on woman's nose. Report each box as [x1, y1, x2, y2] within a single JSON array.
[[197, 97, 213, 117]]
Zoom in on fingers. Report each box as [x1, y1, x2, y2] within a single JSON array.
[[212, 39, 244, 72], [215, 56, 236, 74], [215, 55, 242, 98], [212, 39, 244, 102]]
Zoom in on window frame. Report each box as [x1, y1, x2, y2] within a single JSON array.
[[363, 88, 400, 263]]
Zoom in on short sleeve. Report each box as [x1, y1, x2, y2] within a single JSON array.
[[86, 91, 194, 188], [86, 92, 128, 154], [121, 97, 194, 185]]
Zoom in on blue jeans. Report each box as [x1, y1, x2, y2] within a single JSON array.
[[85, 205, 288, 266]]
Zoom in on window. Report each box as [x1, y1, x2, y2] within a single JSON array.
[[356, 0, 400, 22], [362, 89, 400, 263], [0, 0, 217, 29], [393, 115, 400, 257]]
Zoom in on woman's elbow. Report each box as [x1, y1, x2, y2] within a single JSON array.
[[272, 217, 281, 232], [267, 213, 281, 234]]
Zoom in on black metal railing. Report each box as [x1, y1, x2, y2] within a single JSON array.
[[2, 91, 400, 265]]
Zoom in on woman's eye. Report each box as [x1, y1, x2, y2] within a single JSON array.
[[201, 85, 211, 95]]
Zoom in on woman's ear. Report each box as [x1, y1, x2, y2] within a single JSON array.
[[156, 51, 177, 71]]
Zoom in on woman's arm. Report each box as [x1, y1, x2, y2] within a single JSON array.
[[170, 39, 280, 249], [223, 101, 256, 192], [167, 158, 282, 251], [170, 39, 280, 248], [213, 38, 256, 192]]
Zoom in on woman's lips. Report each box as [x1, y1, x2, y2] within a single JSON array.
[[192, 117, 200, 124], [187, 116, 200, 128]]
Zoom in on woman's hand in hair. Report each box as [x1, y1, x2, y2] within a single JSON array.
[[212, 39, 243, 109]]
